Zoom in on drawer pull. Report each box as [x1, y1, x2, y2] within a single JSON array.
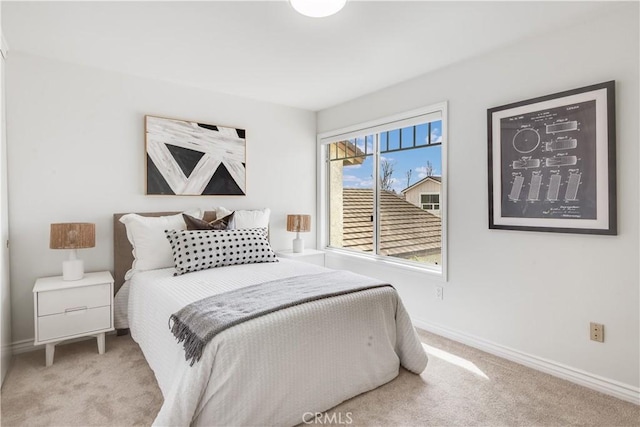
[[64, 306, 88, 313]]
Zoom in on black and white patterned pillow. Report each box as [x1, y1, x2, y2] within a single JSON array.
[[165, 227, 277, 276]]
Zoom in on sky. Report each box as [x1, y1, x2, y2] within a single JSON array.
[[340, 121, 442, 193]]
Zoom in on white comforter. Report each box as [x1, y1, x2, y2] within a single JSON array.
[[121, 259, 428, 426]]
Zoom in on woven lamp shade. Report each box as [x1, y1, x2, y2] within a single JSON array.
[[50, 223, 96, 249], [286, 215, 311, 233]]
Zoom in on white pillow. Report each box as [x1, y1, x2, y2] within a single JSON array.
[[120, 210, 202, 279], [234, 208, 270, 229], [214, 207, 270, 229]]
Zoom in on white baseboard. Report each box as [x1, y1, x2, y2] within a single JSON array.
[[413, 318, 640, 405], [11, 338, 40, 355]]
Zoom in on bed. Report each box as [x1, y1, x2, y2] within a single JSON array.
[[113, 211, 428, 426]]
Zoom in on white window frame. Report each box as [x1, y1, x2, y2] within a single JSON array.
[[317, 102, 448, 280]]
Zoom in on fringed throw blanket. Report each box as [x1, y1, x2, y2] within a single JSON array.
[[169, 270, 392, 365]]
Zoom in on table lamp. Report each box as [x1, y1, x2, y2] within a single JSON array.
[[50, 223, 95, 281], [286, 214, 311, 253]]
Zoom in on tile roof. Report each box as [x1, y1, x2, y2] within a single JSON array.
[[342, 188, 441, 257]]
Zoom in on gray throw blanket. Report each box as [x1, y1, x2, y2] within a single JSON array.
[[169, 270, 393, 366]]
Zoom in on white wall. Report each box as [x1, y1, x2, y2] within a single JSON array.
[[6, 53, 316, 343], [318, 5, 639, 393], [0, 18, 11, 384]]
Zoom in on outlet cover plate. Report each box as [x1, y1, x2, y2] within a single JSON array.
[[590, 322, 604, 342]]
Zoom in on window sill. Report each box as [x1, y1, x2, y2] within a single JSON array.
[[323, 247, 446, 281]]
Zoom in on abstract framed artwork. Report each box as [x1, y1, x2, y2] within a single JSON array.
[[488, 81, 616, 235], [145, 115, 246, 196]]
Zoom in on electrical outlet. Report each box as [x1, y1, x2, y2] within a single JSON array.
[[436, 286, 443, 300], [590, 322, 604, 342]]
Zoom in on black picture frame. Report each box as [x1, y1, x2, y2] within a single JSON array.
[[487, 81, 616, 235]]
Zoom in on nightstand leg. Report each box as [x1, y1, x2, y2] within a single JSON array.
[[45, 343, 55, 367], [97, 333, 105, 355]]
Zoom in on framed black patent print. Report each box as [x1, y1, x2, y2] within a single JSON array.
[[488, 81, 616, 235]]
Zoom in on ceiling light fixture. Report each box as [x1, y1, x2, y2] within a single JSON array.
[[290, 0, 347, 18]]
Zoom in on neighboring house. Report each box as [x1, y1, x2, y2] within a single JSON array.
[[341, 188, 441, 262], [401, 176, 442, 217]]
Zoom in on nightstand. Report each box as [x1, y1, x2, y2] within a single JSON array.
[[33, 271, 114, 366], [276, 249, 325, 267]]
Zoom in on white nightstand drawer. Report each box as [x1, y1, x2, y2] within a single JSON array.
[[38, 283, 111, 316], [37, 306, 111, 342]]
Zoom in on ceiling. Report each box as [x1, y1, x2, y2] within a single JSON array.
[[2, 1, 613, 111]]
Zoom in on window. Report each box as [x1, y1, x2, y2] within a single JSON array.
[[320, 103, 447, 275], [420, 193, 440, 212]]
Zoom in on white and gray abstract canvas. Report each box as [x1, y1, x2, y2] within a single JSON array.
[[145, 115, 246, 195]]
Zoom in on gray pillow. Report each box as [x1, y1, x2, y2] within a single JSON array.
[[165, 227, 277, 276]]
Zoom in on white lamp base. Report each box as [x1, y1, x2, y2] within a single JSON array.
[[293, 237, 304, 253], [62, 259, 84, 281]]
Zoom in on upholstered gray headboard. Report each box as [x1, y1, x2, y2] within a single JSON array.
[[113, 211, 217, 294]]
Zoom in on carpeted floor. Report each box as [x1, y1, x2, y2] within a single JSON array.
[[1, 330, 638, 426]]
